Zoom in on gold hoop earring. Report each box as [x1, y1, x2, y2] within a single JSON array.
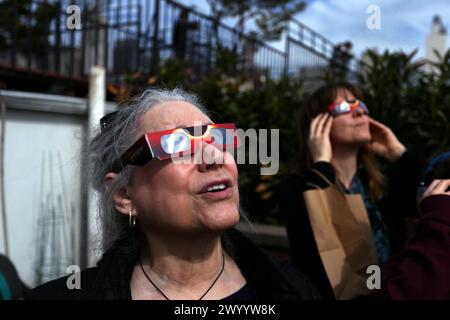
[[129, 211, 136, 228]]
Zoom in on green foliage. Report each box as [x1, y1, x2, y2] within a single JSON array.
[[110, 47, 450, 225], [359, 49, 450, 157]]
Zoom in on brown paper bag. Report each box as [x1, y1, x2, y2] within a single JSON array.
[[303, 184, 379, 299]]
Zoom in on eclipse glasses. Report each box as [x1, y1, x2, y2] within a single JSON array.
[[100, 112, 239, 172], [327, 99, 369, 116]]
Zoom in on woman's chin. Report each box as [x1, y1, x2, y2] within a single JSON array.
[[204, 208, 240, 232], [354, 133, 371, 145]]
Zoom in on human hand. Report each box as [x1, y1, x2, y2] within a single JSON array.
[[367, 118, 406, 162], [421, 179, 450, 202], [308, 113, 333, 163]]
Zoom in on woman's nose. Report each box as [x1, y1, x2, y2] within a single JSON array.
[[196, 141, 225, 172], [352, 107, 364, 117]]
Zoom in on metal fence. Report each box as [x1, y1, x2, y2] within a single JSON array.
[[284, 18, 362, 88], [0, 0, 362, 86]]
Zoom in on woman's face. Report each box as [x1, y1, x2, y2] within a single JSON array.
[[122, 101, 240, 235], [329, 88, 371, 147]]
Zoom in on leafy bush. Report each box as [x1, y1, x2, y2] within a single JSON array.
[[359, 49, 450, 157], [108, 48, 450, 225]]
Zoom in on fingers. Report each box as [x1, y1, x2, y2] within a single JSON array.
[[433, 180, 450, 194], [316, 113, 331, 136], [308, 113, 333, 163], [369, 117, 394, 134], [323, 113, 333, 136], [368, 118, 382, 131], [315, 113, 327, 136], [422, 179, 441, 198], [423, 179, 450, 199], [368, 117, 388, 130], [368, 117, 383, 127], [310, 113, 331, 138], [309, 113, 321, 139]]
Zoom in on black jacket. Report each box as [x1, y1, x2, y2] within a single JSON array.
[[279, 151, 422, 299], [29, 228, 321, 300]]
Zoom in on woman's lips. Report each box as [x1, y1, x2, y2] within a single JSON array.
[[197, 178, 234, 200], [200, 187, 233, 200], [198, 179, 232, 193]]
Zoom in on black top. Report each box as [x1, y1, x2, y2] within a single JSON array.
[[29, 228, 320, 300], [279, 151, 422, 299], [222, 283, 257, 300]]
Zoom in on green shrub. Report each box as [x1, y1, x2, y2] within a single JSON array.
[[110, 48, 450, 225]]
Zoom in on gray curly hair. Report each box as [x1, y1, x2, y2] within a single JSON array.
[[88, 88, 208, 252]]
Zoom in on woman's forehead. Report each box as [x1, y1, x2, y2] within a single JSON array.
[[140, 101, 211, 132], [334, 88, 355, 102]]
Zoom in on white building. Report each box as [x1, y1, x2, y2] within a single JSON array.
[[425, 15, 448, 74]]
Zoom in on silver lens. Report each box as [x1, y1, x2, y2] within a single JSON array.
[[161, 132, 190, 153]]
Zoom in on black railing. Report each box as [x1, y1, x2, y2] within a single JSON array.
[[0, 0, 362, 86], [285, 18, 362, 85]]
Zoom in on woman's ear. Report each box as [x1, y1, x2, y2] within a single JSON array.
[[104, 172, 133, 216]]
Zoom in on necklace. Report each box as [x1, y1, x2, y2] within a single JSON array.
[[138, 253, 225, 300]]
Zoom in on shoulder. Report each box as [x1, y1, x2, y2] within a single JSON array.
[[28, 267, 99, 300]]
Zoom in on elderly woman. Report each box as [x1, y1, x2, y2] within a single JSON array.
[[30, 88, 319, 300]]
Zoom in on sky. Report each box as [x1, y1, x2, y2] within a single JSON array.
[[181, 0, 450, 59]]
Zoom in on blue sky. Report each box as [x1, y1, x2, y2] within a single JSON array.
[[181, 0, 449, 59]]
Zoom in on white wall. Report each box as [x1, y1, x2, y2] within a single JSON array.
[[1, 109, 85, 287], [0, 90, 116, 288]]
